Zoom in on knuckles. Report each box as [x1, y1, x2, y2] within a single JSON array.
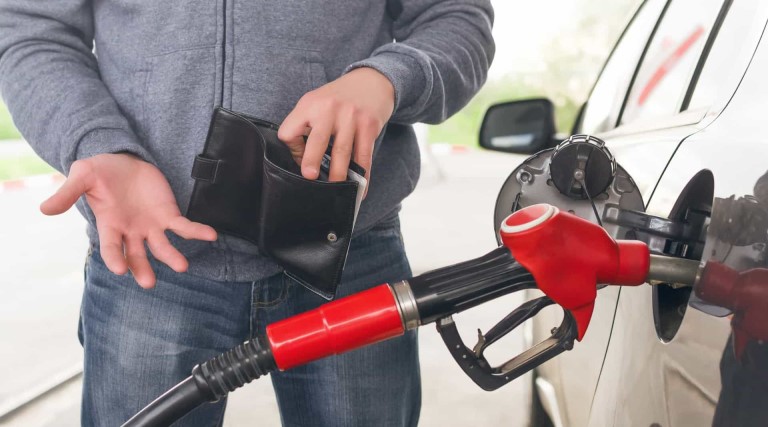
[[357, 114, 381, 133], [331, 142, 353, 156], [300, 90, 384, 130]]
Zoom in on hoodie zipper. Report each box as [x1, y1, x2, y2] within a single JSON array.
[[220, 0, 227, 106]]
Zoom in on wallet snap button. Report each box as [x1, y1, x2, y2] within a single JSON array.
[[327, 232, 338, 243]]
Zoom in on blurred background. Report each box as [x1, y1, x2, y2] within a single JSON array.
[[0, 1, 640, 425]]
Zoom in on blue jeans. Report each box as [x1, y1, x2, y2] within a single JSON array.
[[78, 220, 421, 426]]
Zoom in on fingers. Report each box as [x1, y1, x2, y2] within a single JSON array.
[[278, 107, 310, 144], [354, 120, 377, 199], [353, 120, 377, 182], [147, 231, 189, 273], [98, 225, 129, 276], [278, 108, 311, 165], [283, 135, 306, 165], [99, 221, 199, 285], [124, 237, 156, 289], [40, 167, 89, 216], [301, 122, 333, 180], [330, 113, 355, 182], [168, 216, 218, 241], [97, 215, 214, 287], [280, 81, 384, 186]]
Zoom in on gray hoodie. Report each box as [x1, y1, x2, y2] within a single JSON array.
[[0, 0, 494, 282]]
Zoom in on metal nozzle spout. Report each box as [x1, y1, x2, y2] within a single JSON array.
[[646, 254, 702, 288]]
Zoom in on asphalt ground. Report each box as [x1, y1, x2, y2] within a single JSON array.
[[0, 147, 531, 427]]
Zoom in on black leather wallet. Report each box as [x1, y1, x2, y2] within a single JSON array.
[[186, 107, 361, 299]]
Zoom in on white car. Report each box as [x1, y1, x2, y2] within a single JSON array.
[[480, 0, 768, 425]]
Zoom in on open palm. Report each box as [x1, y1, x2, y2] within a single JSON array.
[[41, 153, 217, 288]]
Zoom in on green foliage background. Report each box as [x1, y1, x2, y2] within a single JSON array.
[[428, 0, 641, 146], [428, 75, 582, 147], [0, 0, 641, 159]]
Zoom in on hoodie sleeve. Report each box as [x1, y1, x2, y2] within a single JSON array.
[[0, 0, 155, 174], [346, 0, 495, 125]]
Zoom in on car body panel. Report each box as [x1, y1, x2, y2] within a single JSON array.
[[527, 0, 768, 425], [598, 11, 768, 424]]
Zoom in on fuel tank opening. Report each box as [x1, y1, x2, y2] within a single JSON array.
[[653, 170, 713, 342]]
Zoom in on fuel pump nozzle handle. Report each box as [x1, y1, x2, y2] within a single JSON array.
[[499, 204, 651, 339], [123, 245, 537, 426], [124, 204, 662, 426]]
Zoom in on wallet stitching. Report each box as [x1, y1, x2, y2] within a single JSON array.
[[192, 156, 221, 183]]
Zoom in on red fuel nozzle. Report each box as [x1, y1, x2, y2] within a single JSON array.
[[125, 203, 654, 425], [499, 204, 650, 340], [695, 262, 768, 359]]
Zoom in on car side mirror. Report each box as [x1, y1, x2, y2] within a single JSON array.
[[479, 99, 557, 154]]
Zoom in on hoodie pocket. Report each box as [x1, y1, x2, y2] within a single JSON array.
[[230, 46, 328, 124], [140, 46, 218, 205]]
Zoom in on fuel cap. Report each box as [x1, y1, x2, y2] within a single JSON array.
[[549, 135, 616, 200]]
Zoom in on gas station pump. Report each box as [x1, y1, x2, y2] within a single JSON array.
[[123, 135, 765, 427]]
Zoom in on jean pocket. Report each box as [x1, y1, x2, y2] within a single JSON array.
[[252, 273, 293, 309], [354, 216, 406, 256], [364, 216, 402, 239]]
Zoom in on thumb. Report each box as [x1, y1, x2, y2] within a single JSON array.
[[40, 167, 89, 215]]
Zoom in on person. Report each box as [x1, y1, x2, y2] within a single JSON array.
[[0, 1, 495, 425]]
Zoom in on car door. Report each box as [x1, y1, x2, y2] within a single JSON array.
[[589, 0, 768, 425], [536, 0, 744, 425], [554, 0, 721, 424], [530, 2, 668, 426]]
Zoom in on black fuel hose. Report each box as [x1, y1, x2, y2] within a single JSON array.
[[122, 337, 276, 427], [124, 377, 203, 427], [124, 247, 534, 426]]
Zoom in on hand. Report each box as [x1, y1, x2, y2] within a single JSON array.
[[40, 153, 217, 288], [278, 67, 395, 190]]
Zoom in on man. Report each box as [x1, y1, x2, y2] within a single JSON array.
[[0, 1, 494, 425]]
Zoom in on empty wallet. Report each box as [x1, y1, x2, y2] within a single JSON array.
[[185, 107, 361, 299]]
